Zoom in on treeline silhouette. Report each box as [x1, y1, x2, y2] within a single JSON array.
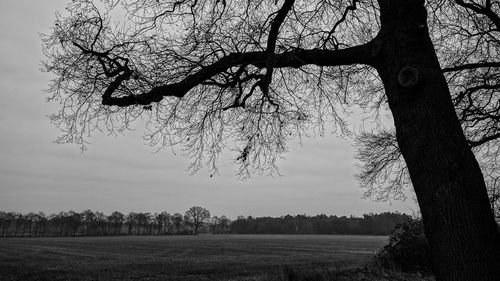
[[231, 213, 412, 235], [0, 209, 410, 237]]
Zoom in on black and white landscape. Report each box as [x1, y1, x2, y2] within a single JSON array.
[[0, 1, 499, 281]]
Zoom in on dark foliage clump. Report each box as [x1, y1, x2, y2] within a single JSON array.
[[374, 219, 432, 274]]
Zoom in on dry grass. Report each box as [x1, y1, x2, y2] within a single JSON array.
[[0, 235, 430, 281]]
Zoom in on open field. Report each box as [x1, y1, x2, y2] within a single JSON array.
[[0, 235, 427, 281]]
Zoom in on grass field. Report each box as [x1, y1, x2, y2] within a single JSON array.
[[0, 235, 428, 281]]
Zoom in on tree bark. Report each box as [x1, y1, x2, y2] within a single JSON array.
[[374, 0, 500, 280]]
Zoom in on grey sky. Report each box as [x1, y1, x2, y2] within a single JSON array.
[[0, 1, 417, 218]]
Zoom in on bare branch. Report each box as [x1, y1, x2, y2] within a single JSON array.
[[101, 44, 373, 107], [455, 0, 500, 30], [442, 61, 500, 72]]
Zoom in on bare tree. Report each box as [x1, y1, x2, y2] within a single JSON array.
[[24, 213, 37, 237], [35, 212, 47, 237], [155, 211, 170, 235], [42, 0, 500, 279], [219, 215, 230, 234], [81, 209, 96, 235], [68, 211, 82, 236], [109, 211, 125, 235], [185, 206, 210, 235], [355, 0, 500, 208], [125, 212, 137, 235], [183, 214, 191, 233], [210, 215, 220, 234], [172, 213, 183, 234]]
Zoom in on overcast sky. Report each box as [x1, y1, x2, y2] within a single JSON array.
[[0, 1, 417, 219]]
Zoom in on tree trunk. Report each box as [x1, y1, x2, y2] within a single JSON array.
[[373, 1, 500, 280]]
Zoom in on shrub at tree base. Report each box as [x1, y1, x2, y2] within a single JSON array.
[[374, 220, 432, 274]]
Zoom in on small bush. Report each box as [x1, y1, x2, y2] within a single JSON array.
[[374, 219, 432, 274]]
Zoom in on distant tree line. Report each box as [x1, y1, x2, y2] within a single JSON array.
[[0, 208, 410, 237], [231, 212, 412, 235], [0, 206, 218, 237]]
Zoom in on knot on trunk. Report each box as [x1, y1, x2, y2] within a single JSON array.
[[398, 66, 419, 88]]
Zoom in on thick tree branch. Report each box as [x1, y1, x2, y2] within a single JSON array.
[[442, 61, 500, 72], [469, 132, 500, 147], [261, 0, 295, 106], [266, 0, 295, 53], [102, 44, 373, 107]]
